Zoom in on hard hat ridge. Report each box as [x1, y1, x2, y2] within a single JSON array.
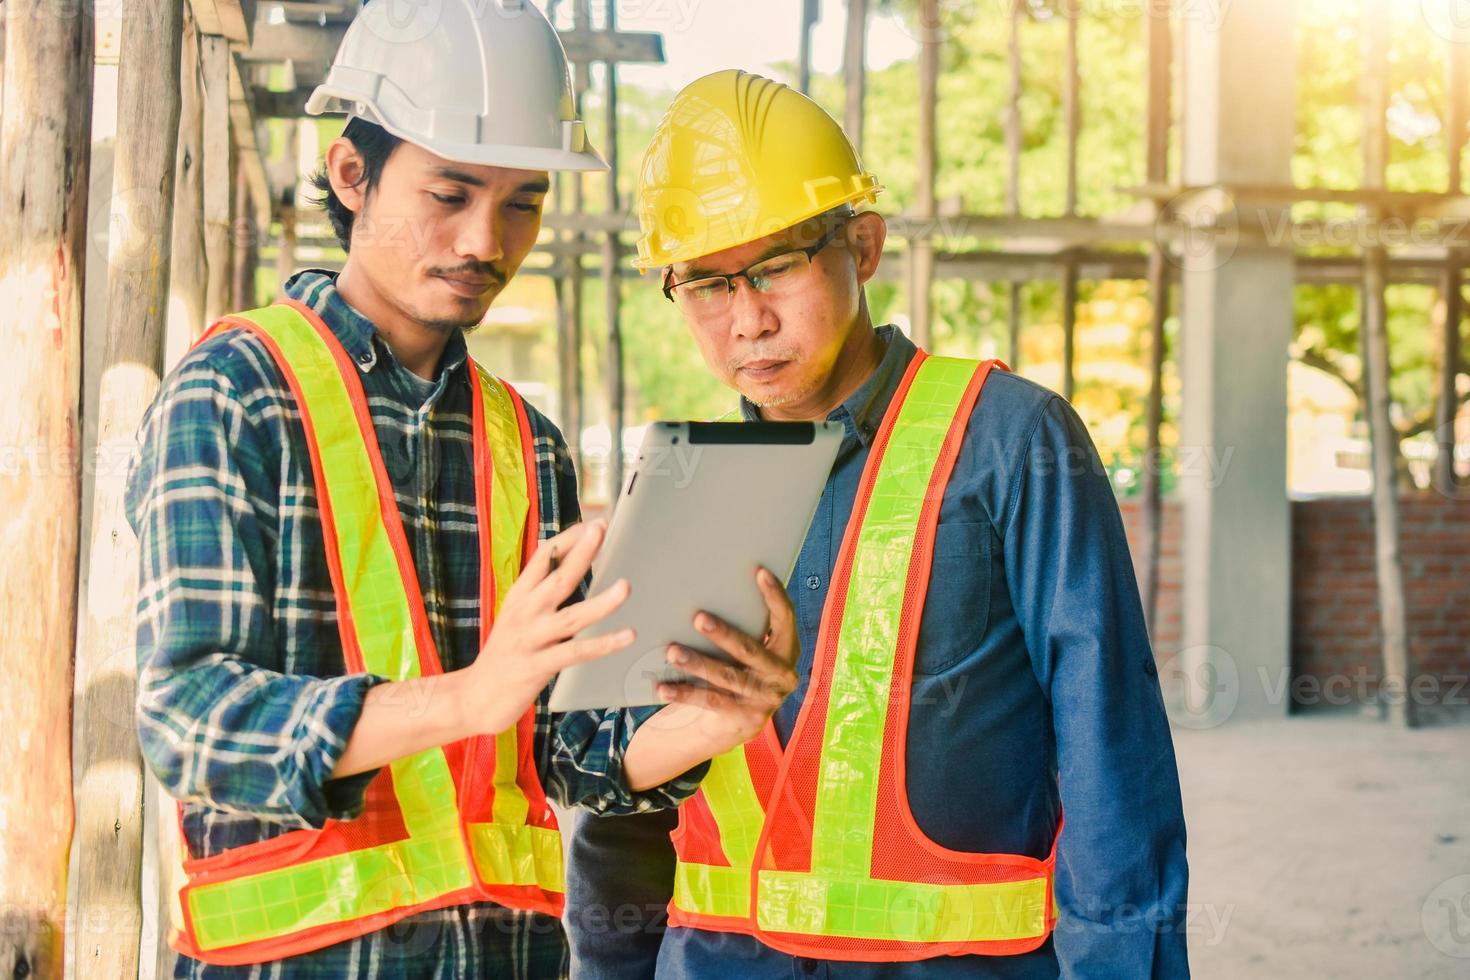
[[306, 0, 606, 172]]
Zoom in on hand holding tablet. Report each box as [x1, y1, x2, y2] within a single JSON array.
[[547, 420, 843, 712]]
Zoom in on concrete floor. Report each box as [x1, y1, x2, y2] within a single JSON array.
[[1175, 712, 1470, 979]]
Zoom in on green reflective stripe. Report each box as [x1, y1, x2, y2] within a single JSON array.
[[808, 356, 976, 877], [674, 861, 751, 920], [755, 869, 1049, 943], [189, 829, 473, 951], [243, 306, 423, 686], [473, 365, 529, 622], [240, 307, 459, 840], [468, 823, 565, 891], [670, 747, 764, 918], [702, 749, 763, 866], [471, 366, 536, 831]]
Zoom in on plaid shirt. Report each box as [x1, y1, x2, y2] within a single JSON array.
[[125, 270, 697, 978]]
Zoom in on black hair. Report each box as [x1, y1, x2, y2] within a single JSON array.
[[308, 117, 403, 252]]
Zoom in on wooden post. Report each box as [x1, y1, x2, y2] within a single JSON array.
[[1005, 0, 1024, 368], [232, 159, 257, 310], [909, 0, 939, 349], [1360, 0, 1417, 727], [1060, 258, 1078, 403], [201, 34, 234, 325], [1139, 0, 1172, 634], [0, 3, 95, 977], [1059, 0, 1080, 401], [275, 202, 298, 294], [1434, 36, 1466, 493], [167, 10, 207, 367], [72, 4, 183, 978], [843, 0, 867, 153], [558, 6, 589, 480], [602, 5, 625, 500], [272, 120, 299, 295], [797, 0, 819, 95]]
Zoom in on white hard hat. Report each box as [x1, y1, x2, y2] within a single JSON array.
[[305, 0, 607, 172]]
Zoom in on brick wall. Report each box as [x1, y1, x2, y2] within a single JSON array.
[[1117, 494, 1470, 707]]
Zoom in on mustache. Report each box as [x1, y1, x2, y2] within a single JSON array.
[[428, 262, 506, 287]]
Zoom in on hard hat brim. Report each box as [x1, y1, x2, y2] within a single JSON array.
[[306, 89, 610, 174]]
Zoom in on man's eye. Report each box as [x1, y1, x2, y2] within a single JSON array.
[[430, 192, 464, 205], [510, 200, 542, 214]]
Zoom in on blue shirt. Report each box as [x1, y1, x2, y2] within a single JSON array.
[[568, 327, 1190, 979]]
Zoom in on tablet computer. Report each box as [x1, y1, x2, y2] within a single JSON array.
[[547, 419, 843, 712]]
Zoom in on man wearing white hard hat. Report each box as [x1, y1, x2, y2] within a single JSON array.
[[126, 5, 795, 976]]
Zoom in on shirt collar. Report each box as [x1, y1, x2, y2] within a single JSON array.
[[282, 269, 469, 382], [739, 325, 918, 447]]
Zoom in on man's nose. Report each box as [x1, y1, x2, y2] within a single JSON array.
[[729, 277, 777, 341]]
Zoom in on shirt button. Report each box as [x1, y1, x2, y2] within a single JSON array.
[[801, 959, 819, 975], [805, 575, 821, 591]]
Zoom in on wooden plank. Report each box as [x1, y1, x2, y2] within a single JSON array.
[[0, 3, 95, 976], [797, 0, 819, 94], [910, 0, 939, 348], [844, 0, 867, 152], [232, 158, 258, 308], [1125, 179, 1466, 211], [190, 0, 256, 45], [1139, 0, 1172, 636], [1059, 0, 1080, 398], [228, 54, 271, 230], [239, 17, 344, 66], [1359, 0, 1417, 727], [72, 5, 184, 979], [1060, 255, 1078, 402], [202, 35, 235, 324], [1434, 34, 1467, 492], [603, 3, 625, 501], [167, 10, 209, 368], [1006, 0, 1024, 367], [558, 28, 664, 65]]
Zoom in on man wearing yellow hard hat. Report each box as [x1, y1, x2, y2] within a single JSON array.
[[567, 69, 1191, 978]]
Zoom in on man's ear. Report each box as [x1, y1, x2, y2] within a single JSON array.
[[325, 136, 368, 214], [846, 211, 887, 286]]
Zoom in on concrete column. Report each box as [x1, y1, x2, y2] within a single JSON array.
[[1175, 0, 1296, 723]]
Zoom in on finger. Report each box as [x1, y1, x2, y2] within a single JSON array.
[[542, 578, 631, 642], [755, 567, 796, 663], [544, 626, 637, 673], [690, 610, 787, 679], [512, 522, 596, 598], [665, 645, 752, 701], [532, 518, 606, 605], [656, 681, 742, 714]]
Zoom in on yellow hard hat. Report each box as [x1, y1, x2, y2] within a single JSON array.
[[633, 69, 882, 270]]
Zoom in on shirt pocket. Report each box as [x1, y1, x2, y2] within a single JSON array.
[[913, 520, 993, 675]]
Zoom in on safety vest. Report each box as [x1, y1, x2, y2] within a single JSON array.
[[668, 353, 1060, 962], [167, 301, 564, 966]]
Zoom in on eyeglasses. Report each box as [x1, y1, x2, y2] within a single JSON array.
[[662, 222, 846, 317]]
